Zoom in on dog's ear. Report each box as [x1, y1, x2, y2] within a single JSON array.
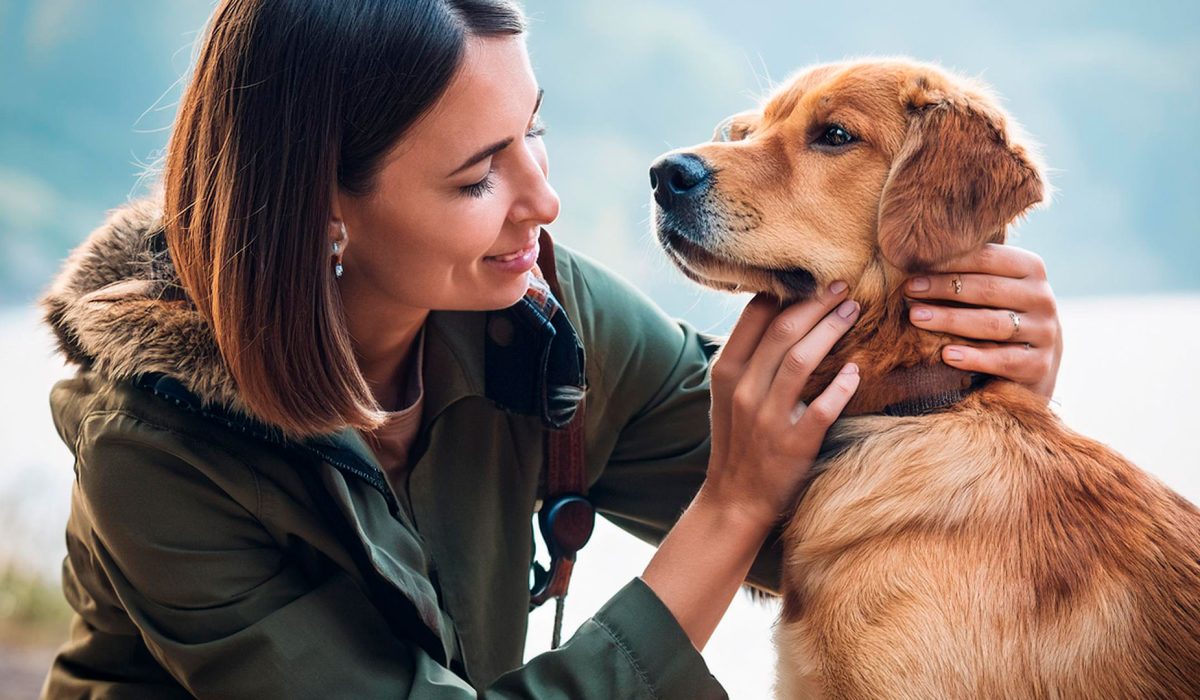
[[877, 77, 1045, 271]]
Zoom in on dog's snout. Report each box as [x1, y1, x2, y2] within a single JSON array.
[[650, 153, 712, 209]]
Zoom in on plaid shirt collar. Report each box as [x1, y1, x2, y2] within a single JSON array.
[[481, 263, 586, 429]]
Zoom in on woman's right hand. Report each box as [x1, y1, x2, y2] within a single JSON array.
[[699, 283, 862, 531], [641, 283, 861, 651]]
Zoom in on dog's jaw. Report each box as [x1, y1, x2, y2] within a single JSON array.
[[657, 227, 819, 301], [656, 206, 982, 415]]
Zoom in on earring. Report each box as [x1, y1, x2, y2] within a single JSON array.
[[332, 222, 346, 278]]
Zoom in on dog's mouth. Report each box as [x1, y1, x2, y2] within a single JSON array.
[[657, 227, 817, 301]]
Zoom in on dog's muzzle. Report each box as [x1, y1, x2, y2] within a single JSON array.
[[649, 152, 718, 247]]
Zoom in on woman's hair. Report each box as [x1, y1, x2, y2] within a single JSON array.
[[163, 0, 526, 438]]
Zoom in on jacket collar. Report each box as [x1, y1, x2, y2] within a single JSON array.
[[41, 198, 584, 504]]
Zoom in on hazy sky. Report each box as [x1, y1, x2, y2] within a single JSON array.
[[2, 0, 1196, 319]]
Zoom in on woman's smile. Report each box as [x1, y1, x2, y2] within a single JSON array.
[[483, 236, 540, 273]]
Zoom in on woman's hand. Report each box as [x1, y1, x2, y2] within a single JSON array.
[[904, 244, 1063, 400], [643, 285, 859, 651], [699, 284, 862, 531]]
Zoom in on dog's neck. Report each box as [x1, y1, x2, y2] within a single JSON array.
[[801, 261, 989, 417]]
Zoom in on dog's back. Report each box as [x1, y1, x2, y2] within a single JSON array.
[[774, 381, 1200, 698]]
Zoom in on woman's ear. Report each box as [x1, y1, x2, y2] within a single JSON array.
[[877, 76, 1046, 272]]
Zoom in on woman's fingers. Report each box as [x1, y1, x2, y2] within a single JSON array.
[[903, 243, 1063, 400], [792, 363, 860, 445], [927, 243, 1048, 280], [905, 273, 1053, 313], [762, 299, 860, 419], [941, 342, 1053, 387], [737, 282, 851, 402], [709, 293, 783, 466], [908, 304, 1055, 347], [713, 293, 783, 372]]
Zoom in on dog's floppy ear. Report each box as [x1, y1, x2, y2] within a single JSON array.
[[877, 77, 1045, 271]]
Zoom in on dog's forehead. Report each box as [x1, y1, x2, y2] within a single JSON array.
[[764, 62, 930, 126]]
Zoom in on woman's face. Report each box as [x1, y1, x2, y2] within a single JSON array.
[[335, 35, 559, 312]]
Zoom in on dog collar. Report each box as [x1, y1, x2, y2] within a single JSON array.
[[844, 363, 990, 418]]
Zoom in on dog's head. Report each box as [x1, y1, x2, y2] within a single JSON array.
[[651, 59, 1046, 301]]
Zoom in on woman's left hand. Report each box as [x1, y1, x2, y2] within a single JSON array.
[[903, 244, 1063, 401]]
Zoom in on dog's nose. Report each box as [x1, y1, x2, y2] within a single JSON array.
[[649, 153, 712, 209]]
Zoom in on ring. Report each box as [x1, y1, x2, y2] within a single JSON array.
[[952, 276, 963, 295], [1007, 311, 1021, 339]]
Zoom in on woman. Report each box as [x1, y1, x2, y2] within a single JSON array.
[[39, 0, 1063, 697]]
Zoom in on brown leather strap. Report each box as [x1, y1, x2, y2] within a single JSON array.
[[529, 229, 591, 608], [536, 228, 586, 497]]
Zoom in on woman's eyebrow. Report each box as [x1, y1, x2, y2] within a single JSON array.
[[449, 137, 513, 177], [447, 87, 544, 178]]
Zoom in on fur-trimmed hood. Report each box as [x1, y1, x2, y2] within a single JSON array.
[[41, 198, 257, 421]]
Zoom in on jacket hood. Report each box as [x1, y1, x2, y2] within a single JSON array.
[[41, 198, 258, 421]]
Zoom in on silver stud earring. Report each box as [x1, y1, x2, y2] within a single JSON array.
[[332, 222, 346, 278]]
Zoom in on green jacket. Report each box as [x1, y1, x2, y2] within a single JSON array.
[[39, 199, 782, 698]]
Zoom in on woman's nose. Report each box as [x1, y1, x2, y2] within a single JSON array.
[[511, 154, 560, 227]]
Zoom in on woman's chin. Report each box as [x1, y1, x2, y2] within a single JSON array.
[[469, 281, 532, 312]]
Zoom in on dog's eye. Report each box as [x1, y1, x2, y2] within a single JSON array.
[[819, 125, 855, 147]]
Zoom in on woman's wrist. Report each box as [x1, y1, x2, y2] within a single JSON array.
[[641, 488, 774, 652], [693, 481, 783, 537]]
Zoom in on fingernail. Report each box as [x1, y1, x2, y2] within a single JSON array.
[[911, 307, 933, 322], [908, 277, 930, 292], [944, 347, 964, 361], [829, 280, 848, 294], [840, 363, 859, 374], [836, 300, 858, 319]]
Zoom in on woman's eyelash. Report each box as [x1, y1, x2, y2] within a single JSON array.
[[527, 118, 547, 138], [460, 170, 496, 198]]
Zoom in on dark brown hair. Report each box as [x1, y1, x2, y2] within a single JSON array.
[[163, 0, 525, 438]]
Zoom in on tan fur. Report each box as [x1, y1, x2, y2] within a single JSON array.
[[39, 198, 258, 420], [653, 58, 1200, 698]]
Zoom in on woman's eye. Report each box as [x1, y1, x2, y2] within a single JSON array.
[[820, 125, 855, 147], [526, 117, 547, 138], [460, 170, 496, 198]]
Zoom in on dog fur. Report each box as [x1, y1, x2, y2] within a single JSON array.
[[652, 58, 1200, 698]]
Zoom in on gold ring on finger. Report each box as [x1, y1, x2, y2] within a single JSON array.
[[1007, 310, 1021, 340], [952, 276, 963, 295]]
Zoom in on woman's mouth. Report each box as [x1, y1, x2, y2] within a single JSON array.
[[483, 239, 539, 273]]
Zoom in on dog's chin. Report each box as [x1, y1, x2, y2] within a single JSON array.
[[657, 228, 817, 301]]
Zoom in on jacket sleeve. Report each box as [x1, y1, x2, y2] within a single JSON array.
[[554, 247, 784, 594], [61, 410, 727, 699]]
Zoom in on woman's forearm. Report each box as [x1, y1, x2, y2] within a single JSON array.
[[640, 488, 772, 652]]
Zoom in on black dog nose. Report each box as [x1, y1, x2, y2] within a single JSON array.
[[649, 153, 712, 209]]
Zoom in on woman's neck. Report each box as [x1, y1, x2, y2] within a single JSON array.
[[340, 286, 430, 413]]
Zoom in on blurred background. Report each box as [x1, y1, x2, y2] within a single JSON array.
[[1, 0, 1197, 697]]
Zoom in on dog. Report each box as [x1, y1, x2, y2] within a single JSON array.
[[650, 58, 1200, 698]]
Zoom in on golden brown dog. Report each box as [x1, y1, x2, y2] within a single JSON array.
[[650, 58, 1200, 699]]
